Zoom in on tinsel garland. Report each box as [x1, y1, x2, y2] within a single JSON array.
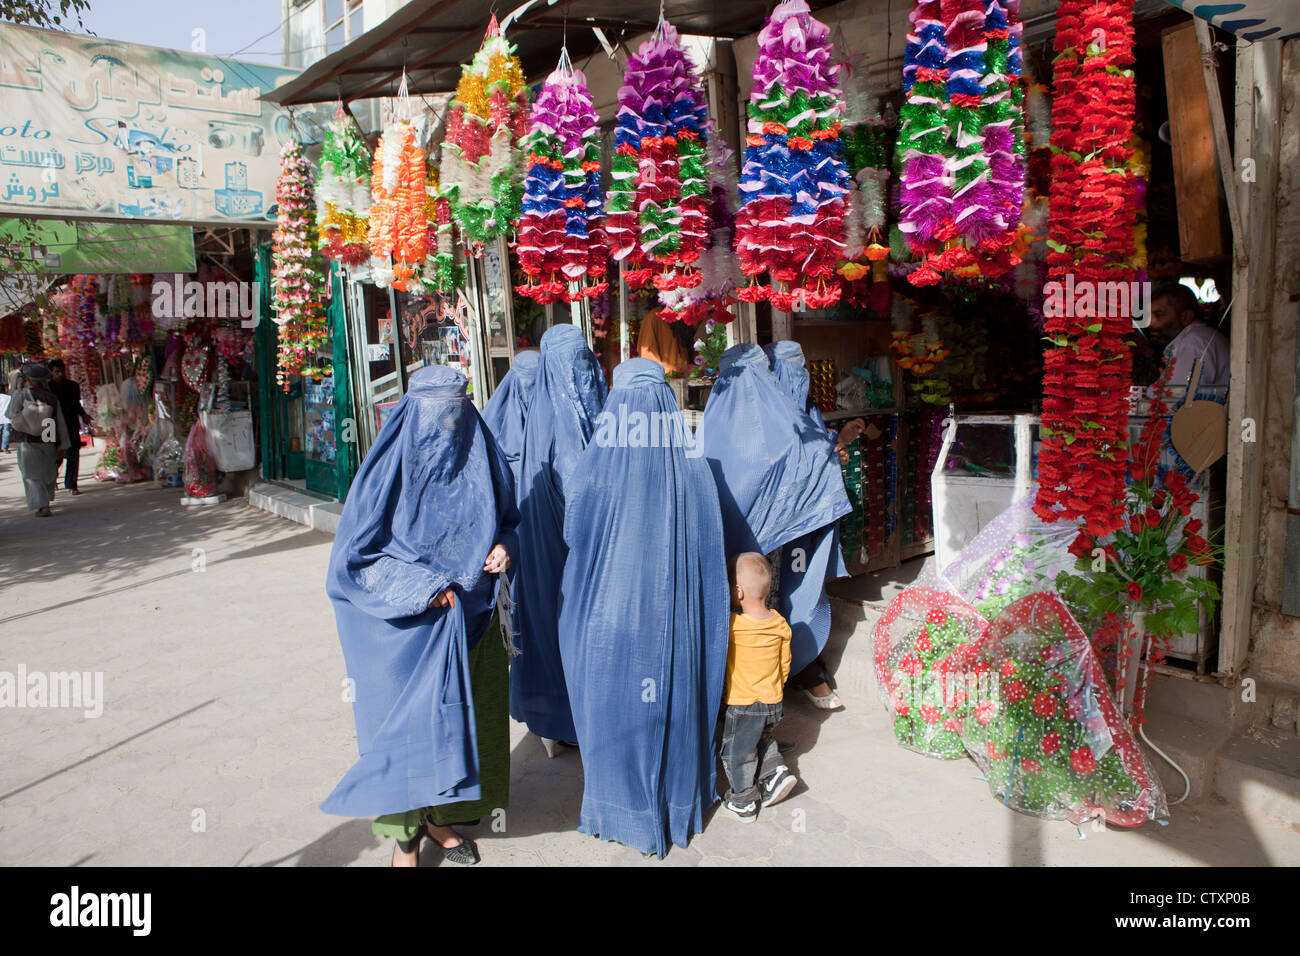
[[420, 162, 466, 294], [734, 0, 850, 311], [655, 120, 741, 324], [896, 0, 950, 271], [271, 140, 329, 387], [367, 120, 428, 292], [1032, 0, 1137, 538], [516, 62, 608, 304], [439, 15, 529, 253], [834, 36, 894, 313], [606, 18, 711, 310], [316, 108, 372, 267], [896, 0, 1026, 285]]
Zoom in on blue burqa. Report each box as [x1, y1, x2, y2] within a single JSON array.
[[482, 350, 539, 490], [699, 343, 852, 675], [322, 365, 520, 819], [511, 324, 608, 742], [764, 340, 827, 431], [558, 358, 729, 856]]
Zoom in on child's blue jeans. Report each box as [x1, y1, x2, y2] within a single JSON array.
[[720, 701, 784, 804]]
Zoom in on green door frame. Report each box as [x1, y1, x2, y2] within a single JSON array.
[[255, 246, 357, 499], [254, 241, 304, 482], [303, 263, 357, 501]]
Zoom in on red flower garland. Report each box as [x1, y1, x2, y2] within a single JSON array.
[[1032, 0, 1137, 537]]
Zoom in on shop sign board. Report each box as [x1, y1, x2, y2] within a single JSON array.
[[0, 217, 196, 273], [0, 23, 300, 225]]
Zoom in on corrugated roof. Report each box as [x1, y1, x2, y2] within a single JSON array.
[[262, 0, 841, 106]]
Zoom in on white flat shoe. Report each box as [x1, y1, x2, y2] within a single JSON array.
[[803, 688, 845, 711]]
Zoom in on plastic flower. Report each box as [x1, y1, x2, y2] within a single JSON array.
[[1070, 746, 1098, 775], [1127, 581, 1144, 602], [1032, 693, 1058, 718]]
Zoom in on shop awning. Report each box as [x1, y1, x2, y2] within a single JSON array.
[[262, 0, 841, 106], [1163, 0, 1300, 42]]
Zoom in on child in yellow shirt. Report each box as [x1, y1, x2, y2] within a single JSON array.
[[721, 552, 799, 822]]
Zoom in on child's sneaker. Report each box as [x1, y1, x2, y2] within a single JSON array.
[[723, 797, 759, 822], [760, 767, 797, 807]]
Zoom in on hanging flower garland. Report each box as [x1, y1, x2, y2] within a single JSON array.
[[316, 106, 372, 266], [271, 140, 329, 387], [440, 15, 529, 254], [1032, 0, 1137, 538], [981, 0, 1026, 243], [606, 17, 711, 310], [734, 0, 850, 311], [896, 0, 1026, 285], [367, 108, 428, 293], [656, 120, 741, 324], [835, 34, 894, 314], [516, 58, 608, 304], [420, 162, 466, 294], [896, 0, 950, 284]]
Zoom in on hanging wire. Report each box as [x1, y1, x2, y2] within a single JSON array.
[[652, 0, 667, 43]]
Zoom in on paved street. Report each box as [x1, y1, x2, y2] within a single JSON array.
[[2, 443, 1298, 867]]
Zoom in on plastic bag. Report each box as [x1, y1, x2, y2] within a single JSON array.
[[182, 420, 218, 497], [872, 587, 989, 759], [934, 497, 1078, 621], [153, 436, 184, 487], [959, 593, 1168, 827], [95, 433, 122, 481]]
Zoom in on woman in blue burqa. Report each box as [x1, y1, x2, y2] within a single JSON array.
[[700, 343, 853, 710], [323, 365, 519, 867], [482, 349, 539, 490], [558, 358, 729, 857], [511, 324, 607, 754], [762, 341, 865, 709]]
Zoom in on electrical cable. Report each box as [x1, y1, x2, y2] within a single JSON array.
[[1136, 632, 1192, 806]]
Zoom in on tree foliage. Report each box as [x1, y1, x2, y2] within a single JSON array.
[[0, 1, 90, 29]]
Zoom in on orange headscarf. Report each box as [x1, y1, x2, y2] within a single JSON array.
[[637, 310, 688, 374]]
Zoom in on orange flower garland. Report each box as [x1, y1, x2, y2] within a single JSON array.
[[367, 122, 428, 292]]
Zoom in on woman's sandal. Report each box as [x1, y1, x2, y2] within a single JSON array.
[[425, 822, 480, 866], [802, 688, 845, 711]]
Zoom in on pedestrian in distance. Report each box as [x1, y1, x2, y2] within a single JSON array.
[[8, 362, 70, 517], [47, 358, 91, 495]]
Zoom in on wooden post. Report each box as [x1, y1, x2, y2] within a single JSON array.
[[1217, 35, 1283, 677], [1162, 21, 1232, 262]]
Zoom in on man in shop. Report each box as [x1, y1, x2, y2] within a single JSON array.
[[47, 359, 91, 495], [1147, 284, 1230, 388]]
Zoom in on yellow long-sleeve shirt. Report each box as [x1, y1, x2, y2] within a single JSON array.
[[724, 610, 792, 706]]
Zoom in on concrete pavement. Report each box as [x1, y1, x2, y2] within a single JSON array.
[[1, 443, 1297, 866]]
